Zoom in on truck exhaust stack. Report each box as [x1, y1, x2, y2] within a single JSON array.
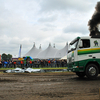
[[88, 2, 100, 37]]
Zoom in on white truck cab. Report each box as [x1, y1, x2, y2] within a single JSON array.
[[67, 36, 100, 79]]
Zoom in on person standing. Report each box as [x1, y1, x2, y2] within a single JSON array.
[[20, 60, 24, 68], [0, 61, 2, 68], [53, 59, 56, 67], [40, 60, 44, 68], [29, 60, 32, 68], [48, 60, 51, 67], [13, 61, 16, 68]]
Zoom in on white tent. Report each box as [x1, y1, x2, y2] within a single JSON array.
[[24, 42, 68, 60], [37, 43, 58, 59], [60, 55, 67, 59], [54, 43, 68, 59], [24, 43, 42, 59]]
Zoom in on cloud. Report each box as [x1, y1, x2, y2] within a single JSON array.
[[63, 23, 89, 34], [38, 15, 57, 23], [0, 0, 98, 57], [39, 0, 92, 12]]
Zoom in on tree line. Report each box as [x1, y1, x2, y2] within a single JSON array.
[[1, 53, 12, 61]]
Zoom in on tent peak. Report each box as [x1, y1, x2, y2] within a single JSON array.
[[49, 43, 51, 46], [33, 42, 35, 47], [66, 42, 68, 45], [53, 43, 55, 48], [39, 44, 41, 49]]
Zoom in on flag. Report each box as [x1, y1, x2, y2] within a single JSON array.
[[18, 44, 22, 58]]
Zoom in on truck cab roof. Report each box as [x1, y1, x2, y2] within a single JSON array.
[[70, 36, 91, 45]]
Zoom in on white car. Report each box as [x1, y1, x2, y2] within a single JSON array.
[[11, 68, 25, 73], [4, 68, 25, 73], [25, 68, 42, 73]]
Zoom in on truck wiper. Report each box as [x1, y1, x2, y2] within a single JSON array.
[[68, 50, 71, 53], [71, 48, 74, 51]]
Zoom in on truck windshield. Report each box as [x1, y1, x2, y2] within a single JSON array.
[[68, 40, 78, 52]]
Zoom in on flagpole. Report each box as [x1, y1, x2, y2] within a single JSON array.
[[18, 44, 22, 58]]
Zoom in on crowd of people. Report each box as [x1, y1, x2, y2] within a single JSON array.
[[0, 59, 67, 68]]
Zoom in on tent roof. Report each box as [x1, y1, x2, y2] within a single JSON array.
[[24, 43, 42, 58], [54, 43, 68, 58], [60, 55, 67, 60], [37, 43, 58, 59], [23, 42, 68, 59]]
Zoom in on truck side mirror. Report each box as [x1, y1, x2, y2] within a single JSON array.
[[79, 40, 83, 47]]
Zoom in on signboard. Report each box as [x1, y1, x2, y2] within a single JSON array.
[[18, 58, 24, 61]]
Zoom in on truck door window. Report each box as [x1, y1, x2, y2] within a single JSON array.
[[82, 39, 90, 48]]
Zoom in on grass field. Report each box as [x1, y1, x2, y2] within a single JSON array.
[[0, 67, 67, 70]]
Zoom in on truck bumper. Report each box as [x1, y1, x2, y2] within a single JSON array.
[[68, 66, 84, 72], [68, 66, 79, 72]]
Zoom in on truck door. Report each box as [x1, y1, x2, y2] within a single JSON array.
[[77, 39, 90, 66]]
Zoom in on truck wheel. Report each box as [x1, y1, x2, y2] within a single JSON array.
[[76, 72, 85, 78], [86, 64, 99, 79]]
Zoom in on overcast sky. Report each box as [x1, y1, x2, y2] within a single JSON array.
[[0, 0, 99, 57]]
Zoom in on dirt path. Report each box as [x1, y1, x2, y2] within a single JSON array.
[[0, 72, 100, 100]]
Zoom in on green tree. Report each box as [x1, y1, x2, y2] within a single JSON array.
[[2, 53, 12, 61], [7, 54, 12, 60], [2, 53, 7, 61]]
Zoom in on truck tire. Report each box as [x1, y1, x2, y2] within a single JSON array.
[[76, 72, 85, 78], [86, 64, 99, 79]]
